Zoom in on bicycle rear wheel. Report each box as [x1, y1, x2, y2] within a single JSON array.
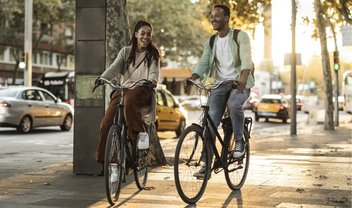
[[104, 125, 123, 205], [134, 146, 148, 189], [224, 133, 250, 190], [174, 125, 210, 204]]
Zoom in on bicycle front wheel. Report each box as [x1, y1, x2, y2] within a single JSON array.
[[134, 147, 148, 189], [104, 125, 123, 205], [174, 125, 210, 204], [224, 133, 250, 190]]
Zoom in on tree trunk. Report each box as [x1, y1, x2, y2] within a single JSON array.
[[106, 0, 167, 166], [314, 0, 334, 130]]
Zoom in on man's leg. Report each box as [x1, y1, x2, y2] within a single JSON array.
[[194, 83, 230, 177], [227, 88, 250, 158]]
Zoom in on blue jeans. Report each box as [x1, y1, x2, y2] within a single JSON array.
[[208, 81, 250, 141], [201, 81, 250, 163]]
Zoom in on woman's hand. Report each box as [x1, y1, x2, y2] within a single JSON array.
[[151, 80, 157, 88]]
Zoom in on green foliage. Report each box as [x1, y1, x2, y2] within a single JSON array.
[[128, 0, 211, 65]]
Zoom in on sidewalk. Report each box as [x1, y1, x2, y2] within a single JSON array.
[[0, 122, 351, 207]]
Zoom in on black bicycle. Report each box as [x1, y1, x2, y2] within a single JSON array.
[[174, 79, 253, 204], [93, 78, 151, 205]]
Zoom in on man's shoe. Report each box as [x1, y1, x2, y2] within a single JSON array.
[[233, 140, 245, 158], [193, 166, 206, 178]]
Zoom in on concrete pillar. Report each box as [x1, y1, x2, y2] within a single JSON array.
[[73, 0, 106, 175]]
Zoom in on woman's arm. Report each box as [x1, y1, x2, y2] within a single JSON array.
[[100, 47, 128, 80]]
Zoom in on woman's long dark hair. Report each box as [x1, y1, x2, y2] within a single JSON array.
[[127, 20, 160, 68]]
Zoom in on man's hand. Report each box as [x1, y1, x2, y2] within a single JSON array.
[[184, 73, 199, 93], [236, 69, 250, 93]]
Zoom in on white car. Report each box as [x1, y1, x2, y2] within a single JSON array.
[[0, 86, 73, 133], [178, 95, 207, 110]]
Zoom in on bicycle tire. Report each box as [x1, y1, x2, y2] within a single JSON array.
[[134, 147, 148, 189], [174, 125, 210, 204], [104, 125, 123, 205], [224, 133, 250, 190]]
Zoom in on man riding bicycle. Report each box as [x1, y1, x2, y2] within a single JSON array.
[[186, 4, 254, 177]]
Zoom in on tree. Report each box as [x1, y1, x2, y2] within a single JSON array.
[[311, 0, 351, 130]]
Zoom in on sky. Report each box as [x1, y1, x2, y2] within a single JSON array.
[[252, 0, 352, 69]]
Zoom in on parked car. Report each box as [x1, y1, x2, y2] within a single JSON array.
[[333, 95, 345, 111], [0, 86, 73, 133], [254, 94, 290, 123], [155, 85, 187, 137], [243, 92, 260, 111], [177, 95, 207, 110], [285, 95, 305, 111]]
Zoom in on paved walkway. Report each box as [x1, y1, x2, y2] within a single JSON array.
[[0, 122, 351, 208]]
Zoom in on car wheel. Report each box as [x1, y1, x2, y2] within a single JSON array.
[[60, 114, 73, 131], [175, 119, 186, 137], [17, 116, 32, 133], [255, 113, 259, 122]]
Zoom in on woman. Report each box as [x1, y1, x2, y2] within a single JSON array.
[[96, 20, 160, 164]]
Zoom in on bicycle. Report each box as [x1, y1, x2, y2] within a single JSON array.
[[92, 78, 151, 205], [173, 79, 253, 204]]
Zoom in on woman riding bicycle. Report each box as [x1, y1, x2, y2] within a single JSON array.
[[96, 20, 160, 164]]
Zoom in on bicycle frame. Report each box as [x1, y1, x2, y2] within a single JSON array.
[[200, 105, 231, 171]]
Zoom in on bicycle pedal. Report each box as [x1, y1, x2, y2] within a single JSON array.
[[213, 168, 223, 174]]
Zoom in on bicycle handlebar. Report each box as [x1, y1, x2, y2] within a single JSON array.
[[186, 79, 237, 92], [92, 77, 151, 93]]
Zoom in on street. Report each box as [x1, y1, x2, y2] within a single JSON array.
[[0, 110, 351, 207]]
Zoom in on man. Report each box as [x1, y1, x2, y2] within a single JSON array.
[[187, 4, 254, 177]]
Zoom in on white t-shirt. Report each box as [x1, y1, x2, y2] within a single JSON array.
[[215, 33, 236, 81]]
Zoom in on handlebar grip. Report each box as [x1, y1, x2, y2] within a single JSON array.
[[232, 81, 238, 89]]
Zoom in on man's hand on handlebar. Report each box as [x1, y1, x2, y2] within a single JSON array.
[[184, 73, 199, 93]]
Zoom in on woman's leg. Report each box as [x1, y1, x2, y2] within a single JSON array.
[[124, 86, 152, 141], [96, 91, 121, 164]]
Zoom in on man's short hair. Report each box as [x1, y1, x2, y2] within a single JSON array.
[[213, 4, 230, 17]]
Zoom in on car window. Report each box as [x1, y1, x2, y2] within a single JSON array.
[[23, 90, 42, 101], [165, 92, 176, 108], [156, 91, 165, 106], [262, 98, 281, 104], [39, 91, 56, 102]]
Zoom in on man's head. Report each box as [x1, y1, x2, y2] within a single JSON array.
[[210, 4, 230, 31]]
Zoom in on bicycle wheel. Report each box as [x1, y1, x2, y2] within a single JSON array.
[[104, 125, 123, 205], [134, 146, 148, 189], [174, 125, 210, 204], [224, 133, 250, 190]]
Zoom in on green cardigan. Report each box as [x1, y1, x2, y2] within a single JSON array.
[[193, 29, 255, 89]]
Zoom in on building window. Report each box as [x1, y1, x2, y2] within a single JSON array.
[[0, 46, 5, 61]]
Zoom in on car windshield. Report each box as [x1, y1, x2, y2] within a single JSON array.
[[0, 88, 19, 97], [261, 98, 282, 104]]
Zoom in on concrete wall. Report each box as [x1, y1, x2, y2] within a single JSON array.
[[73, 0, 106, 175]]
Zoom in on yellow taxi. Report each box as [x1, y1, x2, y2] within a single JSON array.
[[253, 94, 290, 123], [155, 85, 187, 137]]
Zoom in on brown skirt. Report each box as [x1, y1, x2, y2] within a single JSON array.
[[96, 86, 152, 164]]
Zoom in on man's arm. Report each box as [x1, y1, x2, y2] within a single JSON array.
[[237, 32, 253, 92]]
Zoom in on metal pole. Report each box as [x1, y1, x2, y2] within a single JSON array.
[[24, 0, 33, 87], [290, 0, 297, 135], [335, 69, 339, 126]]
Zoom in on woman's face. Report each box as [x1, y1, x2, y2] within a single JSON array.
[[135, 25, 152, 50]]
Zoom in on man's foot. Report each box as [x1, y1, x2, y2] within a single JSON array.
[[193, 166, 206, 178], [233, 140, 245, 158], [193, 166, 211, 180]]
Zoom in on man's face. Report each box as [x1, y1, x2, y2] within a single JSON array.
[[210, 7, 229, 31]]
